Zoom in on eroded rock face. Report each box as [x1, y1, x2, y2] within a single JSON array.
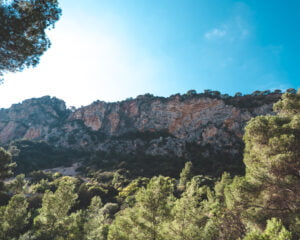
[[0, 92, 282, 175], [0, 93, 280, 147], [67, 94, 277, 145], [0, 96, 69, 144]]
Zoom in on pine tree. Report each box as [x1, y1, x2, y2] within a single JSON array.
[[84, 196, 108, 240], [225, 91, 300, 238], [200, 173, 246, 240], [243, 218, 292, 240], [108, 176, 175, 240], [0, 147, 15, 191], [0, 0, 61, 81], [243, 92, 300, 218], [178, 161, 193, 190], [34, 179, 79, 239], [0, 194, 30, 239], [8, 174, 29, 194], [164, 178, 207, 240]]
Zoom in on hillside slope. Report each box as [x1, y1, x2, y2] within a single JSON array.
[[0, 91, 282, 177]]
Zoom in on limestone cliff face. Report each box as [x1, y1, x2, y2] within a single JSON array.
[[67, 93, 278, 149], [69, 96, 251, 138], [0, 92, 282, 175], [0, 96, 68, 144]]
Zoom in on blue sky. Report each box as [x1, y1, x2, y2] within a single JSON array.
[[0, 0, 299, 108]]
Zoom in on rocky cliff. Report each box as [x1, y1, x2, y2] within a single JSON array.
[[0, 91, 283, 177]]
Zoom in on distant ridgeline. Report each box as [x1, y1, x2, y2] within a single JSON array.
[[0, 88, 296, 177]]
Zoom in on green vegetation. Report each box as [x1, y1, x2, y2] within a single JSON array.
[[8, 140, 90, 174], [85, 150, 186, 178], [0, 92, 299, 239], [0, 0, 61, 81], [111, 129, 174, 141], [0, 148, 15, 182]]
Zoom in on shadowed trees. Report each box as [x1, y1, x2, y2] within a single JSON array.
[[0, 147, 15, 192], [0, 0, 61, 81]]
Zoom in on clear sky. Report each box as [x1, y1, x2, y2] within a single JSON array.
[[0, 0, 299, 108]]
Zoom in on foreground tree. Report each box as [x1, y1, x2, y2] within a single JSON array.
[[224, 92, 300, 238], [243, 92, 300, 217], [0, 194, 30, 239], [84, 196, 108, 240], [243, 218, 292, 240], [200, 173, 246, 240], [108, 176, 175, 240], [164, 178, 207, 240], [0, 0, 61, 81], [34, 179, 80, 239]]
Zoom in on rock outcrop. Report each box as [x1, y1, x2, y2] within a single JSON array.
[[0, 91, 283, 176], [0, 96, 69, 143]]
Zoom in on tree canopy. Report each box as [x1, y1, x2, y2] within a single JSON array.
[[0, 0, 61, 81]]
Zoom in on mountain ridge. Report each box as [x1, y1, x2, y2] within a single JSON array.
[[0, 89, 293, 177]]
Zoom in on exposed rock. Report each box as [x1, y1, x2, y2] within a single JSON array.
[[0, 92, 283, 176], [0, 96, 69, 144]]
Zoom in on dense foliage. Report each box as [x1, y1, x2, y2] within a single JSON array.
[[8, 140, 90, 174], [0, 92, 299, 239], [0, 0, 61, 81]]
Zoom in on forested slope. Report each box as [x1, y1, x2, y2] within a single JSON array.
[[0, 91, 299, 240]]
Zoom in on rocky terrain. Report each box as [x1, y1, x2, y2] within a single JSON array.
[[0, 90, 287, 177]]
